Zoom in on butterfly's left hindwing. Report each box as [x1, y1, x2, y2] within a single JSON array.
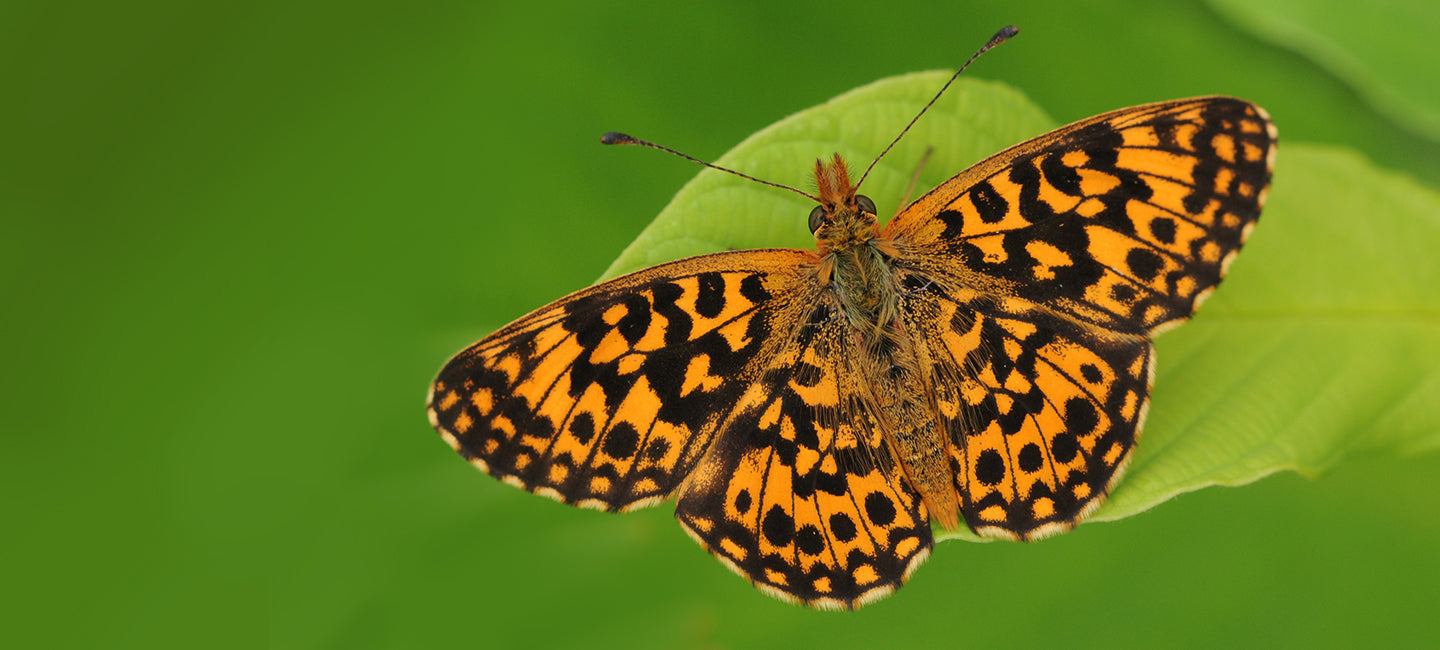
[[675, 306, 934, 609], [428, 250, 814, 511]]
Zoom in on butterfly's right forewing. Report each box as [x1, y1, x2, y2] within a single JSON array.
[[889, 97, 1276, 335]]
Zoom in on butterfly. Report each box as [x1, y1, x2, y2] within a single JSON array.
[[426, 26, 1276, 609]]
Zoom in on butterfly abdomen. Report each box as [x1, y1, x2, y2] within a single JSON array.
[[859, 327, 963, 530]]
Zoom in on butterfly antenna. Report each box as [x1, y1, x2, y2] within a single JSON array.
[[855, 25, 1019, 189], [601, 132, 822, 203]]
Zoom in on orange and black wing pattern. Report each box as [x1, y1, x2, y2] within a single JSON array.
[[890, 97, 1275, 334], [428, 250, 816, 511], [901, 282, 1154, 539], [675, 303, 933, 608], [888, 97, 1275, 538]]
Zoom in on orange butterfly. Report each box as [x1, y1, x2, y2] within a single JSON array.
[[427, 26, 1276, 608]]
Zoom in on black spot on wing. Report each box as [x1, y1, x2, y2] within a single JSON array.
[[650, 281, 692, 345], [1009, 157, 1058, 225], [739, 273, 770, 304], [975, 449, 1006, 485], [695, 271, 725, 318], [569, 412, 596, 444], [970, 182, 1009, 224], [602, 421, 640, 460], [1050, 431, 1080, 464], [796, 525, 826, 555], [762, 504, 795, 546], [1149, 216, 1177, 244], [644, 437, 670, 461], [937, 209, 965, 240], [1018, 443, 1044, 473], [734, 488, 753, 514], [617, 294, 652, 345], [1125, 248, 1164, 283], [864, 492, 897, 526]]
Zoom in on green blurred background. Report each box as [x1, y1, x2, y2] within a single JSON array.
[[4, 1, 1437, 648]]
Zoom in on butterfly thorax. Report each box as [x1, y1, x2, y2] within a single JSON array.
[[811, 155, 897, 327], [820, 213, 894, 325], [810, 156, 963, 529]]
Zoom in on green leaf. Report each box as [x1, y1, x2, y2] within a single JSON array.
[[603, 73, 1440, 542], [1208, 0, 1440, 142]]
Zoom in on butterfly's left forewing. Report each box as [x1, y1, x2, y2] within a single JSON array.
[[428, 250, 816, 511]]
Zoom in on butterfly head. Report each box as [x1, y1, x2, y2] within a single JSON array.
[[810, 154, 879, 253]]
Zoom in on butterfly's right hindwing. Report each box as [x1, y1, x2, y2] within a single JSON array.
[[900, 279, 1154, 539], [428, 250, 814, 511]]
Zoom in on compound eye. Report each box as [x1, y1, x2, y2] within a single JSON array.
[[855, 194, 877, 215], [808, 205, 827, 233]]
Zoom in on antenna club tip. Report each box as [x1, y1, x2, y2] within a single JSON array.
[[990, 25, 1018, 45], [601, 132, 636, 145]]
